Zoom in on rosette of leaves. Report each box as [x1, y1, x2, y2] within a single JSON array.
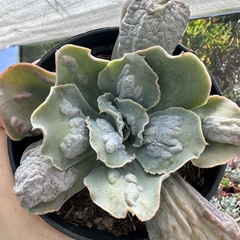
[[1, 41, 209, 219], [1, 35, 240, 225], [0, 42, 226, 221], [220, 196, 240, 220]]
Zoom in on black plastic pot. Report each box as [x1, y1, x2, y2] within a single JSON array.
[[8, 27, 226, 240]]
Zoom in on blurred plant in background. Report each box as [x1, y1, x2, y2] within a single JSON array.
[[182, 13, 240, 102], [210, 157, 240, 226]]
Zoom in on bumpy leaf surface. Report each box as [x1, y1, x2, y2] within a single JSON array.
[[134, 107, 206, 174], [192, 95, 240, 168], [30, 151, 97, 214], [14, 143, 78, 209], [137, 46, 211, 111], [114, 0, 190, 58], [31, 84, 99, 170], [56, 44, 109, 111], [0, 63, 55, 140], [146, 173, 240, 240], [84, 160, 169, 221], [98, 52, 160, 110], [87, 118, 135, 168]]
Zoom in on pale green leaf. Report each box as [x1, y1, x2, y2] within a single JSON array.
[[31, 84, 99, 170], [98, 52, 160, 110], [86, 118, 135, 168], [137, 46, 211, 112], [192, 95, 240, 168], [192, 140, 240, 168], [56, 44, 109, 111], [0, 63, 55, 140], [193, 95, 240, 119], [84, 160, 169, 221], [135, 107, 206, 174]]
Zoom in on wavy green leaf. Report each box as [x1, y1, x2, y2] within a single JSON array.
[[98, 52, 160, 110], [56, 45, 109, 111], [137, 46, 211, 112], [192, 95, 240, 168], [0, 63, 55, 140], [31, 84, 99, 170], [134, 107, 206, 175], [84, 160, 169, 221], [86, 118, 135, 168]]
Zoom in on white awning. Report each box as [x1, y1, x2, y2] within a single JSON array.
[[0, 0, 239, 49]]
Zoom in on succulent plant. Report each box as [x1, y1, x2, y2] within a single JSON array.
[[219, 196, 240, 220], [226, 168, 240, 184], [210, 198, 222, 210], [211, 193, 240, 222], [1, 0, 240, 239], [220, 177, 233, 187]]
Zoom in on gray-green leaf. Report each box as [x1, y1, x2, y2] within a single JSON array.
[[56, 45, 109, 111], [192, 95, 240, 168], [84, 160, 169, 221], [98, 52, 160, 110], [0, 63, 55, 140], [31, 84, 99, 170], [135, 107, 206, 175], [114, 0, 190, 58], [137, 46, 211, 112], [87, 118, 135, 168]]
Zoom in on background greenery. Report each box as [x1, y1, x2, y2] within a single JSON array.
[[181, 13, 240, 102]]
